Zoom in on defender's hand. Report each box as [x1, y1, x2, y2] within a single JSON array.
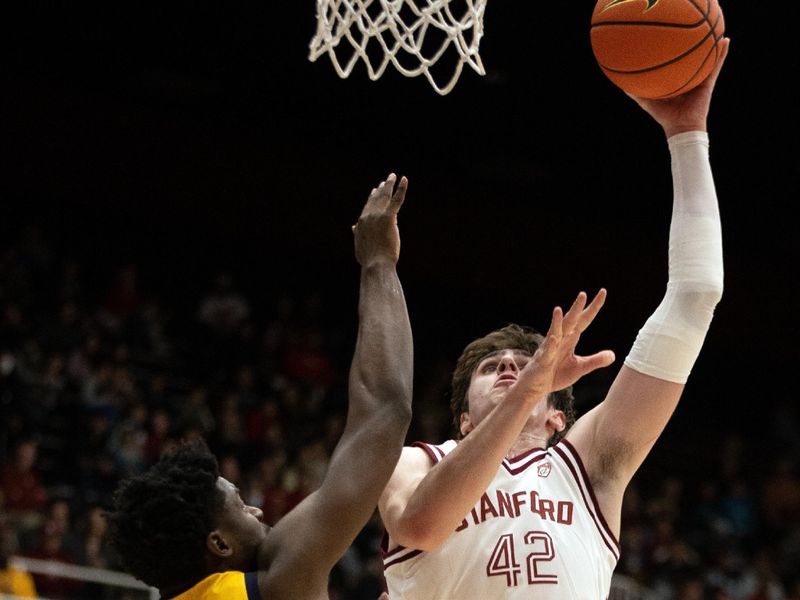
[[353, 173, 408, 267]]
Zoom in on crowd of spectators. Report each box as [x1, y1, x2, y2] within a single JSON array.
[[1, 225, 799, 599]]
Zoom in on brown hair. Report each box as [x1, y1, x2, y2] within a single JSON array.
[[449, 324, 575, 447]]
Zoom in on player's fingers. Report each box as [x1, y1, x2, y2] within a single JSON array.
[[706, 37, 729, 86], [576, 350, 616, 376], [541, 306, 563, 353], [532, 308, 563, 372], [562, 291, 587, 333], [577, 288, 607, 333]]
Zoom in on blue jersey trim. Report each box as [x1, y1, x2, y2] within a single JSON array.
[[244, 571, 261, 600]]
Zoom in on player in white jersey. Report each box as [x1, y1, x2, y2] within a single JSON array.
[[383, 438, 619, 598], [379, 38, 730, 600]]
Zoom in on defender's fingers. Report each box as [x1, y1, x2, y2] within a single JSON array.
[[373, 173, 396, 210], [360, 175, 392, 218], [389, 176, 408, 213]]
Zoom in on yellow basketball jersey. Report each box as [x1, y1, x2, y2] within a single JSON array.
[[170, 571, 261, 600]]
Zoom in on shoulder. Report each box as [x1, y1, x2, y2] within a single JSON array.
[[379, 442, 453, 508], [408, 440, 457, 465], [393, 444, 439, 476]]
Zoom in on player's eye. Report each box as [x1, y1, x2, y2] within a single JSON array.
[[481, 362, 497, 373]]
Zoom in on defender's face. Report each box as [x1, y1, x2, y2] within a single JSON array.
[[215, 477, 269, 570]]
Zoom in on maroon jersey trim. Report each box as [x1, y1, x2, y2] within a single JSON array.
[[411, 441, 446, 464], [553, 442, 620, 560], [501, 450, 549, 475], [384, 548, 423, 570], [559, 439, 621, 552]]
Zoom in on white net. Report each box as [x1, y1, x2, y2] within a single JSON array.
[[308, 0, 488, 96]]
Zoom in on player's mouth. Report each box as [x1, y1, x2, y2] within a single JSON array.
[[494, 374, 517, 387]]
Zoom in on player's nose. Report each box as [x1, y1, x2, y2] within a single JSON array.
[[248, 505, 264, 522], [497, 355, 518, 373]]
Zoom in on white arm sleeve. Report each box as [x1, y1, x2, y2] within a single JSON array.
[[623, 131, 724, 384]]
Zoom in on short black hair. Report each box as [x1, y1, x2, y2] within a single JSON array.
[[106, 438, 224, 591]]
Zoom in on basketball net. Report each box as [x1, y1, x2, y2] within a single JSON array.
[[308, 0, 487, 96]]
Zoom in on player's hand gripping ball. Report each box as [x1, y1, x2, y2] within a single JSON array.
[[590, 0, 725, 99]]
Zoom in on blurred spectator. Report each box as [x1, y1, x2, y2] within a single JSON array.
[[66, 332, 102, 382], [215, 392, 247, 452], [23, 499, 84, 599], [762, 459, 800, 529], [0, 520, 37, 598], [143, 407, 173, 465], [218, 454, 243, 489], [41, 301, 84, 354], [0, 438, 48, 531], [258, 453, 302, 526], [675, 573, 709, 600], [19, 497, 72, 554], [747, 548, 787, 600], [56, 259, 83, 305], [77, 407, 118, 499], [283, 328, 335, 390], [69, 504, 114, 570], [718, 478, 759, 539], [706, 546, 762, 600], [64, 503, 115, 599], [233, 364, 261, 412], [197, 271, 250, 337], [176, 385, 215, 435], [103, 264, 142, 323], [0, 302, 29, 350]]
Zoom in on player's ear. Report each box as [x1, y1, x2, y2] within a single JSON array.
[[548, 410, 566, 434], [459, 412, 474, 436], [207, 531, 234, 558]]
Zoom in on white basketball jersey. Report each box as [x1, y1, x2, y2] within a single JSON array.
[[382, 439, 619, 599]]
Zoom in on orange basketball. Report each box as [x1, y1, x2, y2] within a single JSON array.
[[590, 0, 725, 99]]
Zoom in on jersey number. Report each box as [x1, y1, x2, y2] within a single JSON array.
[[486, 531, 557, 587]]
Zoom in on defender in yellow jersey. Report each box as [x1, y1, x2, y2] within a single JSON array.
[[107, 174, 414, 600], [171, 571, 260, 600]]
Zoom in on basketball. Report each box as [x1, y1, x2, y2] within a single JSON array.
[[590, 0, 725, 99]]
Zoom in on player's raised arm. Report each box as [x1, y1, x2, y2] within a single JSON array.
[[566, 39, 730, 523], [258, 174, 413, 597]]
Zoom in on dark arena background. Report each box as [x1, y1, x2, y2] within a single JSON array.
[[1, 2, 798, 598]]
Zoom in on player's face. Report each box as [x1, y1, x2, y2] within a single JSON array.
[[461, 349, 536, 433], [215, 477, 269, 570]]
